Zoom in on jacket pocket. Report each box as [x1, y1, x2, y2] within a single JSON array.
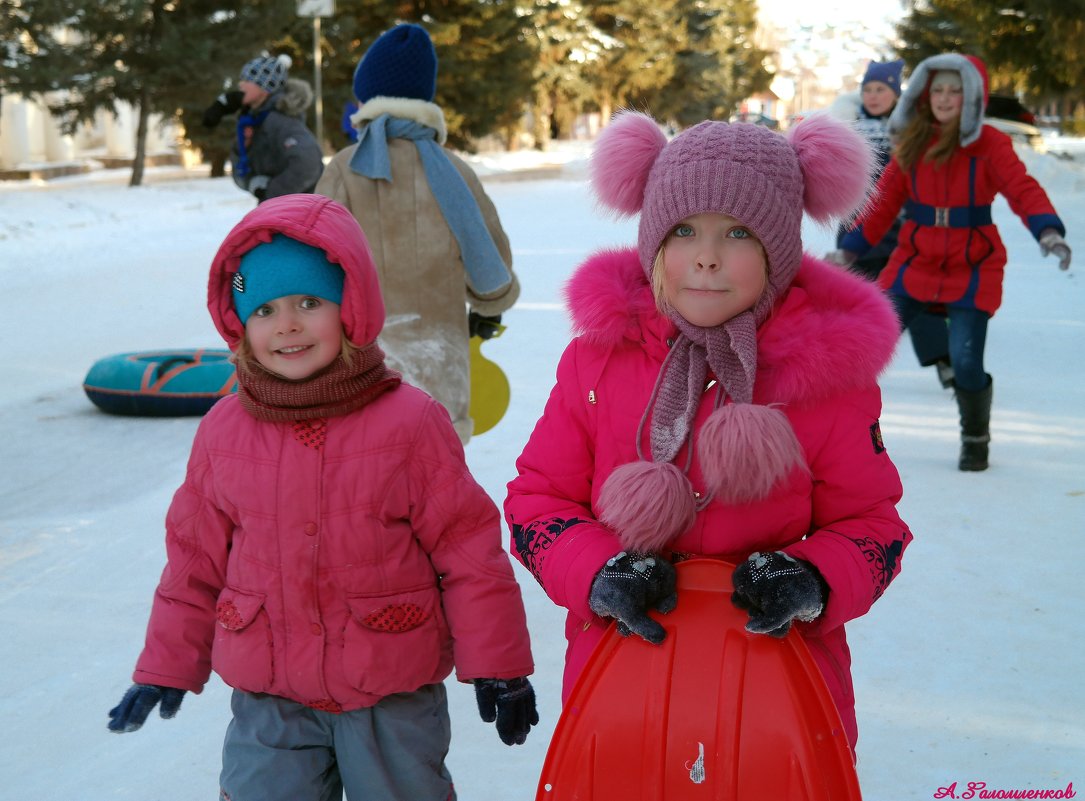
[[212, 587, 273, 693], [343, 585, 444, 697]]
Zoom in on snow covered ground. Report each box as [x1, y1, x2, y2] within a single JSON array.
[[1, 132, 1082, 800]]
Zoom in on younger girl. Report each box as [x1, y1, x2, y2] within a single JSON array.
[[505, 112, 913, 754], [108, 194, 537, 801], [838, 53, 1072, 471]]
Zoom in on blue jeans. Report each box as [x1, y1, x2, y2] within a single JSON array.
[[891, 295, 990, 392]]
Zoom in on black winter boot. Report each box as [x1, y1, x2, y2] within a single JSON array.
[[956, 377, 993, 471]]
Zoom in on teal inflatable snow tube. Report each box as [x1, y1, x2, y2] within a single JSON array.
[[83, 349, 237, 416]]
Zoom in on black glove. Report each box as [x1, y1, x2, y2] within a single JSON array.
[[473, 677, 539, 746], [731, 551, 828, 638], [468, 311, 503, 340], [589, 551, 677, 645], [202, 90, 244, 128], [107, 683, 186, 733]]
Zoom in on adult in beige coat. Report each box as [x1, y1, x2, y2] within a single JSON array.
[[316, 23, 519, 444]]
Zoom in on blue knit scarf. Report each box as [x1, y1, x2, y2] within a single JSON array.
[[235, 107, 272, 178], [349, 114, 512, 296]]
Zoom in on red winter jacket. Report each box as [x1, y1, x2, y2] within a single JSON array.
[[842, 125, 1063, 316], [133, 197, 533, 711], [505, 248, 912, 749]]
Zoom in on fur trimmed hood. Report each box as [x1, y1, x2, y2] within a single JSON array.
[[889, 53, 988, 147], [563, 246, 900, 408], [351, 97, 447, 144], [272, 78, 315, 119]]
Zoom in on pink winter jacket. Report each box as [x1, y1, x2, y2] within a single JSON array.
[[504, 247, 912, 748], [133, 197, 533, 712]]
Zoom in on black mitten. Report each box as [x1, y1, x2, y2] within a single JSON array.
[[731, 551, 828, 638], [202, 90, 244, 128], [107, 683, 186, 733], [473, 677, 539, 746], [589, 551, 677, 644], [468, 311, 503, 340]]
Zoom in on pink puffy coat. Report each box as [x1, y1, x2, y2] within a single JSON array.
[[133, 197, 533, 712], [505, 247, 912, 748]]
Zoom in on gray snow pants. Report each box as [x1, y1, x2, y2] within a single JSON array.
[[219, 684, 456, 801]]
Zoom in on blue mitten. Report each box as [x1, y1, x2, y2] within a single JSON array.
[[107, 683, 186, 733]]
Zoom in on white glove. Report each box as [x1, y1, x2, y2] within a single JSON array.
[[823, 249, 857, 267], [1039, 228, 1071, 271]]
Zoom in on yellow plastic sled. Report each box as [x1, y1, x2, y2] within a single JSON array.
[[469, 325, 511, 436]]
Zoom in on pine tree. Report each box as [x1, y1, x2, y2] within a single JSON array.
[[0, 0, 298, 186], [645, 0, 772, 127], [314, 0, 536, 152]]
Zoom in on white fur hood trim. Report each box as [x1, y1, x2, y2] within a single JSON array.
[[351, 97, 447, 145]]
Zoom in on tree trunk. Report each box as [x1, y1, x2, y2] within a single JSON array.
[[128, 85, 151, 187]]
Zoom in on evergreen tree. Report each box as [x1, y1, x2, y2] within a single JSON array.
[[646, 0, 772, 127], [581, 0, 684, 122], [315, 1, 536, 152], [0, 0, 297, 186]]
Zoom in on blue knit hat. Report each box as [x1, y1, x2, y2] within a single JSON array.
[[232, 234, 344, 323], [353, 23, 438, 104], [240, 54, 291, 94], [862, 59, 904, 96]]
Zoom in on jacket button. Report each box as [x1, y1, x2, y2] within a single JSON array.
[[304, 522, 317, 536], [311, 623, 322, 635]]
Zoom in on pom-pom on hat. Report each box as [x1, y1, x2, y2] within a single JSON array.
[[240, 53, 292, 94], [588, 112, 876, 553], [353, 23, 438, 105], [862, 59, 904, 96], [232, 234, 345, 324]]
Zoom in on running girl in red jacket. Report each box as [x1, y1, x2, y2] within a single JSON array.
[[838, 53, 1072, 471]]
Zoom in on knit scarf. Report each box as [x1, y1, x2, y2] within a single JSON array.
[[236, 342, 401, 423], [234, 106, 272, 178], [644, 311, 758, 465], [348, 114, 513, 296]]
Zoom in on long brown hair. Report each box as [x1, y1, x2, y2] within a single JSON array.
[[894, 93, 961, 172]]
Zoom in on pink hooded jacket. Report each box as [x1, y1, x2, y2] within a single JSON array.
[[133, 195, 533, 711], [504, 247, 912, 748]]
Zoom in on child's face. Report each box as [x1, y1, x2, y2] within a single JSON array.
[[660, 213, 768, 328], [929, 79, 964, 125], [238, 80, 269, 108], [244, 294, 344, 380], [861, 81, 897, 117]]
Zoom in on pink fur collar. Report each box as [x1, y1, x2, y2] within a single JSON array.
[[562, 246, 900, 407]]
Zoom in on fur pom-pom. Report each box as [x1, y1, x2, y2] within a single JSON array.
[[786, 114, 876, 224], [589, 111, 667, 217], [598, 460, 697, 553], [277, 54, 293, 70], [697, 404, 809, 505]]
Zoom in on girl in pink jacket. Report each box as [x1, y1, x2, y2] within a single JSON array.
[[108, 194, 536, 801], [505, 112, 913, 755]]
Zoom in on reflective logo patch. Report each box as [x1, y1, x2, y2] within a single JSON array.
[[870, 421, 885, 454]]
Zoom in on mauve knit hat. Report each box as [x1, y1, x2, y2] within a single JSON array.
[[353, 23, 438, 104], [589, 111, 876, 553]]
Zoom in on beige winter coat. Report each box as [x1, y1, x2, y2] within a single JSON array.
[[316, 97, 518, 444]]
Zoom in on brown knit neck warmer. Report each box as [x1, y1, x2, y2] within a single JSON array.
[[236, 341, 401, 422]]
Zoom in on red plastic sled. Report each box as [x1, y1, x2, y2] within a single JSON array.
[[535, 558, 861, 801]]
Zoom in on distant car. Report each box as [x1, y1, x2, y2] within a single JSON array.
[[731, 111, 780, 130], [985, 94, 1046, 152]]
